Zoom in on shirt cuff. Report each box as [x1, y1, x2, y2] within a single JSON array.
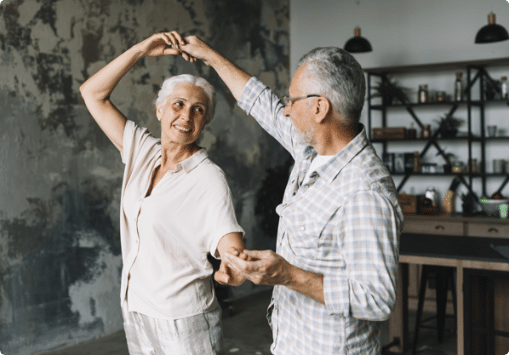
[[237, 77, 267, 114], [323, 274, 350, 317], [209, 225, 246, 259]]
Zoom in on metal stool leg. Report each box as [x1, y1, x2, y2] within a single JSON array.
[[435, 269, 448, 343]]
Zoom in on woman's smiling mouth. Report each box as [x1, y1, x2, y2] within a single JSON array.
[[174, 124, 192, 133]]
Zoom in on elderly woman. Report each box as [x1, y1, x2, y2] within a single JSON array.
[[80, 32, 246, 355]]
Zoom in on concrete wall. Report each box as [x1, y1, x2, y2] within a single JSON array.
[[0, 0, 290, 353], [291, 0, 509, 209]]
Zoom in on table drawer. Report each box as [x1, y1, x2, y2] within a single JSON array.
[[403, 220, 463, 236], [467, 222, 509, 239]]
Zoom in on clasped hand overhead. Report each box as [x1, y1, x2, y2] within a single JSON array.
[[136, 31, 212, 65]]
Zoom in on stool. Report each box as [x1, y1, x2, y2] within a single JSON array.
[[412, 265, 457, 354]]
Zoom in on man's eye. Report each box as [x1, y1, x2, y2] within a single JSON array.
[[174, 101, 183, 107], [195, 107, 204, 114]]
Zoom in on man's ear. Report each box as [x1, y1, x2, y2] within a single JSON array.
[[314, 97, 331, 124]]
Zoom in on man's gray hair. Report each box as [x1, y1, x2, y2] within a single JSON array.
[[155, 74, 216, 123], [297, 47, 365, 126]]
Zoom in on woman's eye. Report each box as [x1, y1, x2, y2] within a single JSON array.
[[195, 107, 205, 114]]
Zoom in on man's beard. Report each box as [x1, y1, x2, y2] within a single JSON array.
[[295, 126, 316, 146]]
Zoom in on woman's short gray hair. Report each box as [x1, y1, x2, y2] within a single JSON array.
[[155, 74, 216, 123], [297, 47, 365, 126]]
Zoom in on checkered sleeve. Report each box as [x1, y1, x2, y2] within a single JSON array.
[[237, 77, 299, 158], [323, 189, 400, 321]]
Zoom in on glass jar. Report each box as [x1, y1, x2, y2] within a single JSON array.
[[452, 161, 464, 174], [421, 124, 431, 139], [413, 151, 420, 173], [468, 159, 478, 174], [501, 76, 508, 100], [418, 84, 429, 103], [407, 122, 417, 139], [454, 72, 464, 102], [436, 91, 447, 102]]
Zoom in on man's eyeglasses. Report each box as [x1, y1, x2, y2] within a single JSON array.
[[281, 94, 320, 107]]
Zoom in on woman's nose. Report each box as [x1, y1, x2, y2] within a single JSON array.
[[181, 107, 193, 121]]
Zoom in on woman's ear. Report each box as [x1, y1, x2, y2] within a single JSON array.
[[156, 105, 162, 121]]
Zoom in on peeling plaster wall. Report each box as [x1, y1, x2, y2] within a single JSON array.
[[0, 0, 290, 353]]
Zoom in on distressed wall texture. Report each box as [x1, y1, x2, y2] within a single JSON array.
[[0, 0, 290, 353]]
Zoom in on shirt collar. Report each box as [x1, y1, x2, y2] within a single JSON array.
[[177, 148, 208, 174], [307, 124, 369, 184]]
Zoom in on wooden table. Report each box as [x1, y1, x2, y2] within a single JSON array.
[[386, 233, 509, 354]]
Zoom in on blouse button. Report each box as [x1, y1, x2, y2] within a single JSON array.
[[300, 226, 305, 231]]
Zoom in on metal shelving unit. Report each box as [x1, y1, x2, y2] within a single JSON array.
[[365, 58, 509, 199]]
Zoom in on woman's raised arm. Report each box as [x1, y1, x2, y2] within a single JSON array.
[[79, 32, 191, 153]]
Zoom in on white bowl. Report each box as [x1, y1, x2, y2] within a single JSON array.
[[480, 199, 509, 217]]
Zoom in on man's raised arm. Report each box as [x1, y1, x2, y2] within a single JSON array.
[[180, 35, 252, 100]]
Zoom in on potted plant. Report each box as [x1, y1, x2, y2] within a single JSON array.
[[434, 114, 464, 138], [436, 149, 457, 173], [484, 78, 501, 101], [371, 76, 412, 105]]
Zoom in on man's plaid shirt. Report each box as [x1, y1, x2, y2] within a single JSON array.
[[238, 78, 403, 354]]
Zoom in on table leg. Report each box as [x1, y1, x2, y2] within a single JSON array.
[[388, 263, 409, 353]]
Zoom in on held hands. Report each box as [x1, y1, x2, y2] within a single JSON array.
[[135, 32, 197, 62], [135, 32, 214, 66], [224, 249, 295, 286], [214, 247, 250, 286], [225, 250, 325, 304]]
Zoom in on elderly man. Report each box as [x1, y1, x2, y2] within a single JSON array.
[[169, 32, 403, 354]]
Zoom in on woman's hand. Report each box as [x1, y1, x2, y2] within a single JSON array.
[[214, 247, 250, 286], [80, 31, 199, 154], [135, 32, 196, 62]]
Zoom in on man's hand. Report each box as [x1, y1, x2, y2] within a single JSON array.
[[226, 249, 325, 303], [181, 35, 217, 66], [214, 247, 249, 286], [224, 249, 295, 286], [170, 32, 251, 100]]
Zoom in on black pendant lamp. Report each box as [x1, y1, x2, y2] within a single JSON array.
[[475, 12, 509, 44], [344, 27, 372, 53]]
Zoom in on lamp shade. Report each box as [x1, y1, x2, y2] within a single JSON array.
[[344, 27, 372, 53], [475, 12, 509, 44]]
